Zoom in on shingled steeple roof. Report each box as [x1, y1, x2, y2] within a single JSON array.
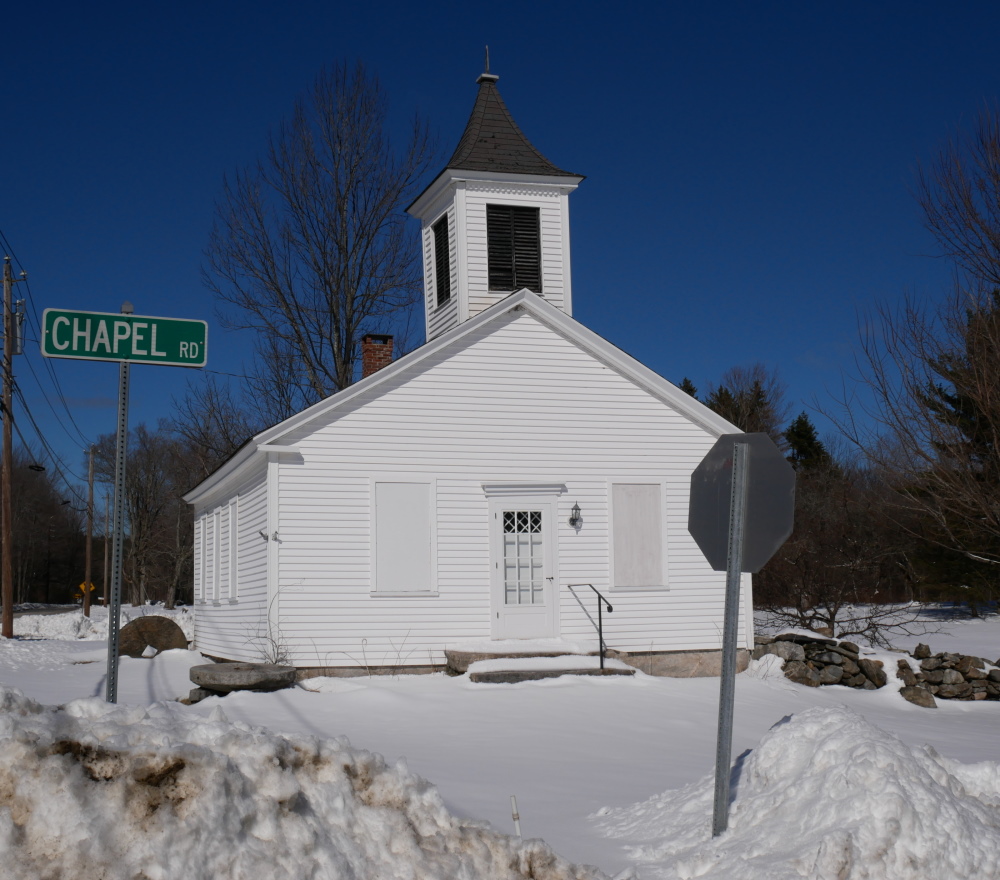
[[445, 69, 580, 178]]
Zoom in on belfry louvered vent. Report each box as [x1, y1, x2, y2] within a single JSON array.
[[487, 204, 541, 293], [433, 215, 451, 306]]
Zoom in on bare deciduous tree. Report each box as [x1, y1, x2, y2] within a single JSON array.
[[8, 448, 84, 605], [845, 290, 1000, 568], [172, 374, 261, 480], [918, 106, 1000, 289], [203, 61, 435, 425], [705, 362, 790, 445], [95, 422, 196, 608], [837, 107, 1000, 591]]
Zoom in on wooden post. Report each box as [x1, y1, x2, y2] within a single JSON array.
[[83, 446, 94, 617], [1, 257, 13, 638]]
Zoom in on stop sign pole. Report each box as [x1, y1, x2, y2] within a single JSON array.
[[688, 432, 795, 837], [713, 440, 749, 838]]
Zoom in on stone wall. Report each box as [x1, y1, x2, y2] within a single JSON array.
[[896, 643, 1000, 707], [754, 633, 1000, 709], [754, 634, 883, 689]]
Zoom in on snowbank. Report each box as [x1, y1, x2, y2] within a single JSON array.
[[0, 687, 604, 880], [13, 606, 193, 641], [595, 706, 1000, 879]]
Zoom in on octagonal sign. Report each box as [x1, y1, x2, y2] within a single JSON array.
[[688, 432, 795, 572]]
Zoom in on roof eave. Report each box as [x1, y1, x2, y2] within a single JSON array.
[[407, 168, 585, 217]]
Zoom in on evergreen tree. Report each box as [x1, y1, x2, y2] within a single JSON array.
[[921, 289, 1000, 482], [704, 364, 789, 446], [784, 412, 831, 470], [678, 377, 698, 399], [913, 290, 1000, 605]]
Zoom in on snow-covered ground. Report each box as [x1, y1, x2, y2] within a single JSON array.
[[12, 603, 193, 642], [0, 605, 998, 878]]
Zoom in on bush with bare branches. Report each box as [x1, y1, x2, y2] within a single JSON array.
[[755, 458, 926, 647]]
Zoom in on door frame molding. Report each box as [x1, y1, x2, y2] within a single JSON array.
[[483, 483, 565, 639]]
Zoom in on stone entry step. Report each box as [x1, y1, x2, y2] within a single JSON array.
[[464, 653, 635, 684], [445, 640, 602, 674], [469, 666, 635, 684]]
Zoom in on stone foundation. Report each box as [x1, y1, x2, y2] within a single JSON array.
[[615, 648, 750, 678], [202, 651, 752, 680], [296, 664, 447, 680]]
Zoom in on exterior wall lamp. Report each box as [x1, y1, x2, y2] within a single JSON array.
[[568, 502, 582, 528]]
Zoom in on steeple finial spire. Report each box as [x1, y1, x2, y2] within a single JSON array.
[[478, 46, 499, 84]]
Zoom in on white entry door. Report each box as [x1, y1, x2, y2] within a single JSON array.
[[490, 496, 558, 639]]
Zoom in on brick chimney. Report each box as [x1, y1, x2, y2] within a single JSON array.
[[361, 334, 394, 378]]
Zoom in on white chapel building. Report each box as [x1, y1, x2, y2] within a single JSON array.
[[184, 67, 752, 674]]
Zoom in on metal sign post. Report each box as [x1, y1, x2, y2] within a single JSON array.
[[688, 432, 796, 837], [40, 301, 207, 703], [712, 440, 748, 837], [106, 356, 130, 703]]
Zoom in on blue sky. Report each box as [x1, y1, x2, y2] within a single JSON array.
[[5, 1, 998, 496]]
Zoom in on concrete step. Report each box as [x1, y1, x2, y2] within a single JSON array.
[[446, 648, 592, 674], [468, 666, 635, 684]]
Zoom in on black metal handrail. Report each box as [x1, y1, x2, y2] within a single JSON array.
[[566, 583, 613, 670]]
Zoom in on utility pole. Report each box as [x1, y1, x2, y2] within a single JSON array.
[[2, 257, 13, 638], [83, 446, 94, 617]]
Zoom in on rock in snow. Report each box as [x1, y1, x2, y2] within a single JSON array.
[[595, 706, 1000, 879], [0, 687, 603, 880]]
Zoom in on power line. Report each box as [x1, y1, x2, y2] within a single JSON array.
[[0, 228, 96, 449], [16, 350, 94, 448], [11, 414, 41, 458], [14, 282, 94, 447], [11, 382, 88, 502]]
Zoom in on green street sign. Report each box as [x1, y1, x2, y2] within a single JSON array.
[[41, 308, 208, 368]]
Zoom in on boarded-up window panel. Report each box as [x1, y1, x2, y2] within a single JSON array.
[[487, 204, 541, 293], [375, 483, 431, 592], [433, 216, 451, 306], [613, 484, 663, 587]]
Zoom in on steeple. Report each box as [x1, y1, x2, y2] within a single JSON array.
[[407, 62, 583, 341], [445, 66, 579, 179]]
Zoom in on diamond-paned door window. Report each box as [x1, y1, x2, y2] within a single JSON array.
[[503, 510, 543, 605]]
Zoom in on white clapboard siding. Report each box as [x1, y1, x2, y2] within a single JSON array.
[[230, 310, 752, 667], [193, 463, 270, 661]]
